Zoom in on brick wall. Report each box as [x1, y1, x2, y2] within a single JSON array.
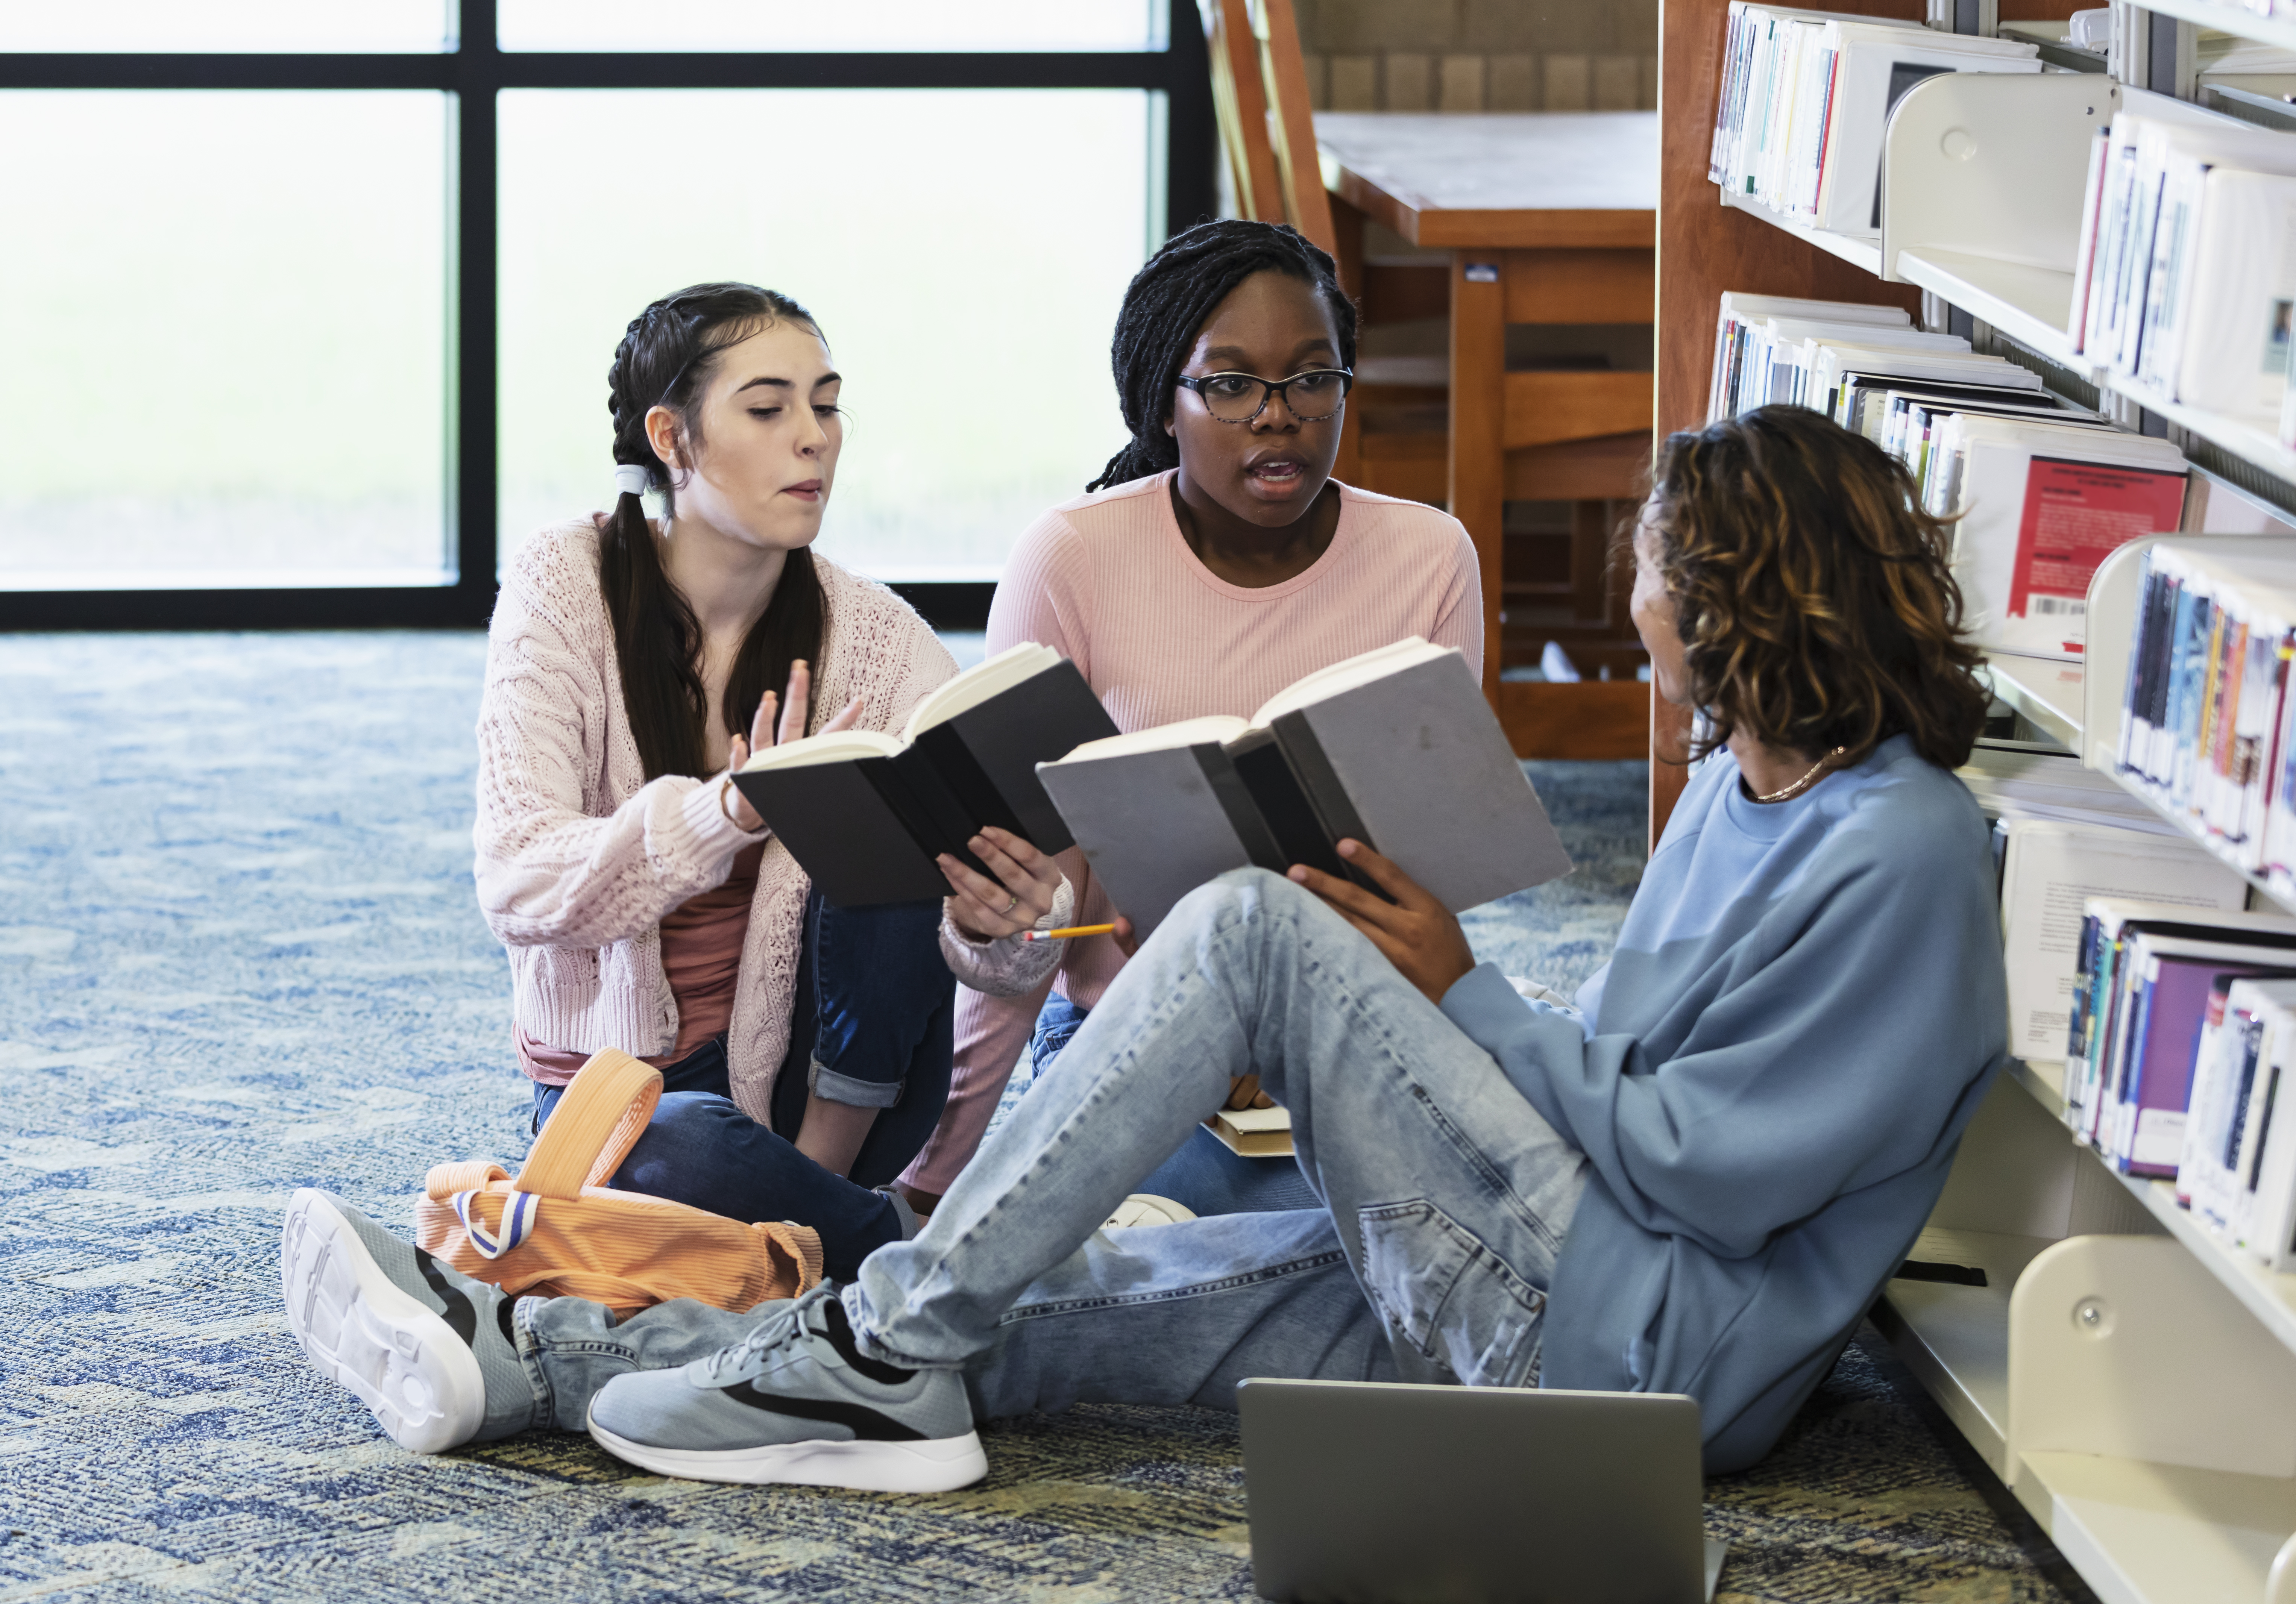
[[1293, 0, 1658, 112]]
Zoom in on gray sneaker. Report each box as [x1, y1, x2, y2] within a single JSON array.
[[586, 1283, 986, 1492], [280, 1187, 528, 1454]]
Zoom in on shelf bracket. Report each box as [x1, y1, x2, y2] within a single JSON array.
[[2009, 1235, 2296, 1483]]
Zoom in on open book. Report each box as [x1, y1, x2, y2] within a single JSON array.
[[730, 642, 1118, 906], [1036, 639, 1572, 937]]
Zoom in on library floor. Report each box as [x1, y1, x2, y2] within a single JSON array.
[[0, 632, 2086, 1603]]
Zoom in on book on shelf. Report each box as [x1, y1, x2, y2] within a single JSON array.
[[2073, 95, 2296, 439], [1704, 291, 2064, 428], [2173, 964, 2296, 1273], [1707, 291, 1908, 422], [1998, 823, 2248, 1068], [1715, 315, 1963, 419], [1939, 418, 2190, 663], [1204, 1104, 1293, 1158], [1034, 639, 1571, 938], [2066, 902, 2296, 1175], [1708, 3, 2036, 238], [730, 641, 1118, 907], [1958, 740, 2183, 838], [2115, 541, 2296, 882]]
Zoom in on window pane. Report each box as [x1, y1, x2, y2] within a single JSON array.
[[0, 1, 451, 52], [499, 89, 1148, 581], [498, 0, 1159, 53], [0, 92, 448, 590]]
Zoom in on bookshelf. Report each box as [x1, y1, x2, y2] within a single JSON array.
[[1657, 4, 2296, 1599], [2140, 0, 2296, 54], [1716, 188, 1885, 274]]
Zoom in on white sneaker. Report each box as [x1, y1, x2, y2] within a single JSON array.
[[1100, 1193, 1198, 1230]]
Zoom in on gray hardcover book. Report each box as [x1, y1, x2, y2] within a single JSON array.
[[1035, 723, 1284, 935], [1036, 643, 1572, 938], [1270, 651, 1572, 913]]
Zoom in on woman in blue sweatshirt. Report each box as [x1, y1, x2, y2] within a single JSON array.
[[282, 406, 2009, 1484]]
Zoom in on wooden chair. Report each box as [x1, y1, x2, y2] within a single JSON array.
[[1203, 0, 1655, 755]]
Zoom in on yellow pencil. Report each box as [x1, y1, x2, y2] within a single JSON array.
[[1021, 923, 1118, 943]]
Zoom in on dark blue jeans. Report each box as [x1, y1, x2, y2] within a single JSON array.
[[1029, 994, 1323, 1216], [532, 892, 953, 1281]]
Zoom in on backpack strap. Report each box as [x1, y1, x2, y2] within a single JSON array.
[[425, 1159, 508, 1201], [511, 1049, 663, 1201]]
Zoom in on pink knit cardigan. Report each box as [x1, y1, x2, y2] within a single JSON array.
[[474, 520, 958, 1122]]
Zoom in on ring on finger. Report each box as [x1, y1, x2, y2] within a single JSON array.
[[1001, 892, 1020, 915]]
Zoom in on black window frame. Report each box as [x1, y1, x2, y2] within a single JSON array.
[[0, 0, 1213, 630]]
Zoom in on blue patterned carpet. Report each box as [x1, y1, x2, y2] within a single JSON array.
[[0, 633, 2078, 1602]]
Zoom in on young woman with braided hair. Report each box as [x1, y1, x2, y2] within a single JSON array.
[[469, 282, 1067, 1282], [896, 219, 1482, 1223]]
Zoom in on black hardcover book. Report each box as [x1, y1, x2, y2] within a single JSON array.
[[729, 645, 1117, 907]]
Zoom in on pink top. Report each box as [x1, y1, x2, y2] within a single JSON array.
[[899, 471, 1483, 1194], [519, 841, 765, 1085]]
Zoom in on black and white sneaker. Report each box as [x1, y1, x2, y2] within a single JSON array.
[[585, 1283, 986, 1492], [280, 1188, 526, 1453]]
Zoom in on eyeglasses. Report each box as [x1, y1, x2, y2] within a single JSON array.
[[1175, 367, 1354, 424]]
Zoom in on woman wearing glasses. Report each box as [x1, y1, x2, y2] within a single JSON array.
[[904, 219, 1483, 1223]]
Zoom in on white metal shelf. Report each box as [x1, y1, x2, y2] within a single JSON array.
[[1871, 1225, 2053, 1476], [1879, 245, 2296, 502], [2139, 0, 2296, 55], [1981, 652, 2086, 750], [2099, 763, 2296, 919], [1717, 186, 1884, 274], [1895, 248, 2083, 371], [2006, 1052, 2296, 1362], [2019, 1451, 2296, 1604]]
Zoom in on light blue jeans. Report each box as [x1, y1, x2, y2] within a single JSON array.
[[514, 870, 1590, 1428]]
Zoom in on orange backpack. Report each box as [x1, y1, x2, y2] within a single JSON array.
[[415, 1049, 823, 1316]]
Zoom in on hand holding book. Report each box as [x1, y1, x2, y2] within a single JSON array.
[[723, 658, 866, 833], [939, 826, 1065, 941], [1290, 838, 1478, 1005]]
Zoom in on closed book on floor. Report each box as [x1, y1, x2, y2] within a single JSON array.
[[1036, 639, 1572, 937], [731, 642, 1118, 907], [1205, 1104, 1294, 1158]]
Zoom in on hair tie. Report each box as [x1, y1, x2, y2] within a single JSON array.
[[613, 463, 651, 499]]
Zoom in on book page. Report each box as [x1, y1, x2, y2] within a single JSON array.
[[1055, 715, 1252, 764], [739, 729, 902, 772], [1249, 638, 1448, 727], [901, 641, 1061, 740]]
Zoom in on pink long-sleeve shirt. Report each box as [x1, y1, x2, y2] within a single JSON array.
[[899, 470, 1483, 1195]]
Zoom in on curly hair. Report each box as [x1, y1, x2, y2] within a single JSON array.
[[1642, 405, 1990, 772], [1086, 218, 1357, 493]]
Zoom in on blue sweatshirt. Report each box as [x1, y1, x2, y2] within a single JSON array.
[[1439, 734, 2006, 1472]]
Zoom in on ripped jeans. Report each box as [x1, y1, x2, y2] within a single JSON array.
[[522, 869, 1589, 1425]]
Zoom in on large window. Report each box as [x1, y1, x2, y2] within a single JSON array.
[[0, 0, 1211, 625]]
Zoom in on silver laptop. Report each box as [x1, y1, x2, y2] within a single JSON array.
[[1238, 1379, 1727, 1604]]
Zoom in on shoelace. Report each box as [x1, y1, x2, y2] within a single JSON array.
[[699, 1286, 827, 1383]]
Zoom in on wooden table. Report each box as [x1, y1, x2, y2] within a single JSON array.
[[1314, 112, 1659, 762]]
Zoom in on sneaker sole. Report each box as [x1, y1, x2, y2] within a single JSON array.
[[280, 1188, 486, 1455], [586, 1409, 989, 1493]]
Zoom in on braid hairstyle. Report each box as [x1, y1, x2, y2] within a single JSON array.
[[1086, 219, 1359, 493], [602, 282, 828, 781]]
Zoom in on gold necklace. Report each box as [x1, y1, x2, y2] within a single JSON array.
[[1751, 746, 1846, 804]]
